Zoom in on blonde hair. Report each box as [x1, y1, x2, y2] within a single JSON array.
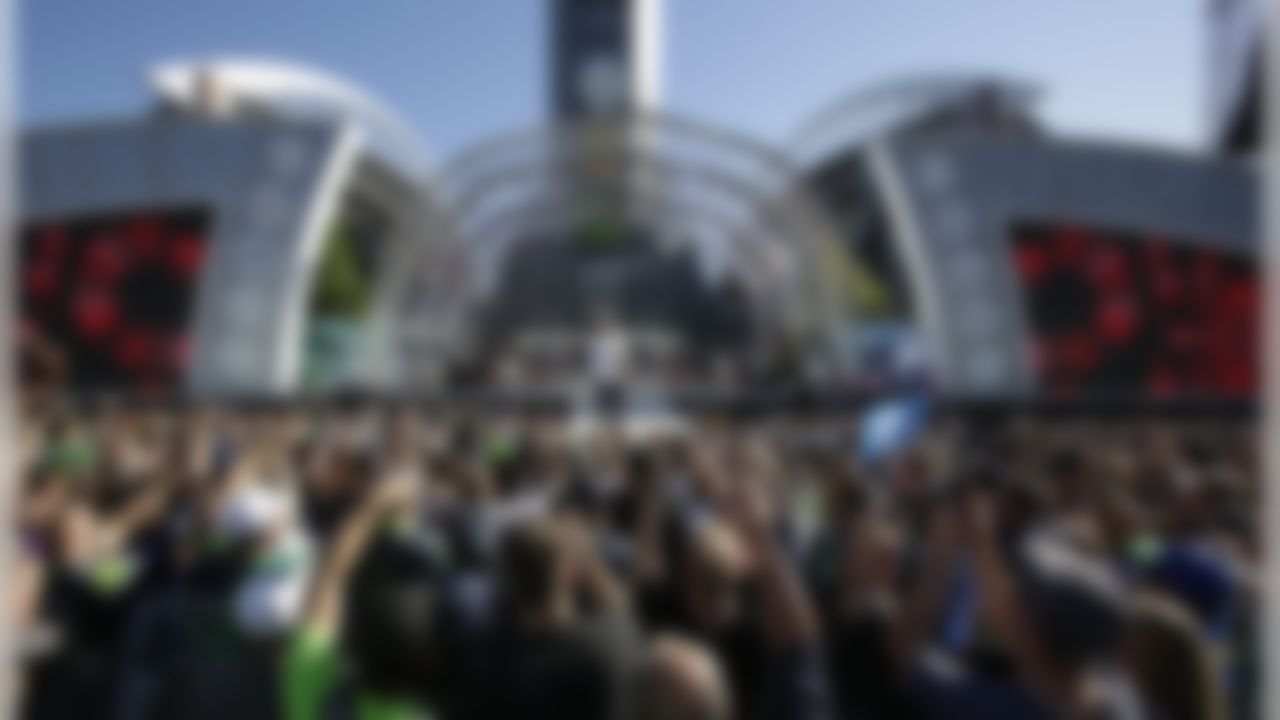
[[1128, 592, 1227, 720]]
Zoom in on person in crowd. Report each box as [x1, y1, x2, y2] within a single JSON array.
[[285, 464, 439, 720], [586, 307, 633, 418], [455, 513, 639, 720], [116, 419, 310, 720], [628, 634, 732, 720], [1123, 591, 1228, 720]]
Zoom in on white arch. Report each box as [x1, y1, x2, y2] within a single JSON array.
[[149, 56, 434, 178]]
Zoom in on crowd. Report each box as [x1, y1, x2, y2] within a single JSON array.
[[12, 399, 1258, 720]]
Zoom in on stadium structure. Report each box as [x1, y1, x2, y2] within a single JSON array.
[[18, 0, 1260, 404]]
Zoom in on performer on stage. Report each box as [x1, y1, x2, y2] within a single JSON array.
[[585, 307, 630, 417]]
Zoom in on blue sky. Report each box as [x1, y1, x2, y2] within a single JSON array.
[[24, 1, 1206, 159]]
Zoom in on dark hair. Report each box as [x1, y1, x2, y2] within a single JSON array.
[[831, 468, 871, 519], [1047, 446, 1084, 481], [345, 535, 442, 697], [1017, 533, 1126, 669], [626, 448, 658, 487], [498, 521, 565, 612]]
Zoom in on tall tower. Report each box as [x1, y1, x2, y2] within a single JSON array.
[[551, 0, 662, 121]]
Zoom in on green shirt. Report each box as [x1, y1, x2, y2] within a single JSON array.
[[283, 625, 434, 720]]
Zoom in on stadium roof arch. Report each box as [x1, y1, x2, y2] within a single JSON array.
[[149, 57, 436, 181], [389, 112, 861, 381]]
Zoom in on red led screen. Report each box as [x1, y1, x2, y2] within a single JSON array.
[[20, 209, 209, 392], [1011, 225, 1257, 398]]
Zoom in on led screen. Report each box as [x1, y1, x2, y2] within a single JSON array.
[[20, 208, 210, 392], [1011, 224, 1256, 398]]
